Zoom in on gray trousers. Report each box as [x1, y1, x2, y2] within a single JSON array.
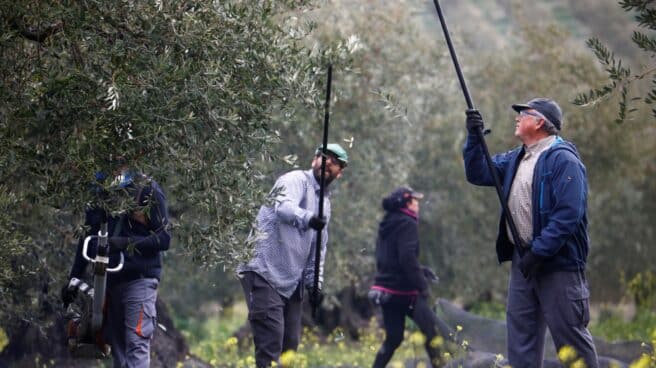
[[106, 278, 159, 368], [239, 271, 303, 368], [507, 250, 598, 368]]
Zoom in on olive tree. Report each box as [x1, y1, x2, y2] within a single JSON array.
[[0, 0, 353, 351]]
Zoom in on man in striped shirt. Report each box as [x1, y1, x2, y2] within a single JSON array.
[[238, 143, 348, 368]]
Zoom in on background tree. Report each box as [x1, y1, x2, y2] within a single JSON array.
[[574, 0, 656, 123], [269, 0, 656, 312]]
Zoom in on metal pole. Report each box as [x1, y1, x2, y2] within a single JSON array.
[[313, 64, 332, 319], [432, 0, 523, 250], [91, 217, 108, 333]]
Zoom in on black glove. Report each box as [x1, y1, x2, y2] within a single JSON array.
[[308, 216, 326, 231], [422, 266, 439, 284], [108, 236, 131, 250], [466, 109, 485, 134], [307, 287, 324, 306], [518, 250, 545, 280], [61, 282, 77, 308]]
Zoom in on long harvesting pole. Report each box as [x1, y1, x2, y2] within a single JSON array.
[[313, 64, 332, 319], [432, 0, 523, 250]]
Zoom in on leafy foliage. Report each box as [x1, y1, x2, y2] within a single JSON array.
[[0, 0, 355, 333], [626, 271, 656, 309], [573, 0, 656, 123], [289, 1, 656, 307]]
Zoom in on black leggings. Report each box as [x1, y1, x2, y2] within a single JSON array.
[[372, 295, 450, 368]]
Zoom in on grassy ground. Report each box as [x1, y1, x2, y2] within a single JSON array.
[[177, 301, 656, 367], [179, 301, 472, 367]]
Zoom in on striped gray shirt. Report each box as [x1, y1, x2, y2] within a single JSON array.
[[506, 135, 556, 246], [238, 169, 330, 298]]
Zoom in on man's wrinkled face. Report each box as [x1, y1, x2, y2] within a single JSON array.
[[312, 153, 345, 186], [514, 109, 544, 141]]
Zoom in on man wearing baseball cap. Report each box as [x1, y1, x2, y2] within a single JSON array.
[[237, 143, 348, 367], [463, 98, 599, 367]]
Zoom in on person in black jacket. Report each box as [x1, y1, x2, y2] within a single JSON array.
[[63, 162, 171, 368], [370, 187, 448, 368]]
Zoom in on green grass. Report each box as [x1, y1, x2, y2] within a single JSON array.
[[591, 307, 656, 342], [466, 301, 506, 321], [175, 301, 655, 367], [464, 300, 656, 343], [177, 302, 471, 367]]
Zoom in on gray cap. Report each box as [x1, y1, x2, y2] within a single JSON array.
[[512, 98, 563, 130]]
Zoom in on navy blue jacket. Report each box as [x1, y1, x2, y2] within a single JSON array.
[[463, 134, 589, 273], [69, 177, 171, 287], [374, 209, 428, 293]]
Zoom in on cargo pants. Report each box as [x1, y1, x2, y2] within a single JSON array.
[[106, 278, 159, 368], [507, 249, 599, 368]]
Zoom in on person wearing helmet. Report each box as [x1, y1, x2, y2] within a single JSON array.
[[237, 143, 348, 368]]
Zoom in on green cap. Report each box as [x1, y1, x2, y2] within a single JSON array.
[[316, 143, 349, 166]]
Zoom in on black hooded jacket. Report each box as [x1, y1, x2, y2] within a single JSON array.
[[373, 207, 428, 293]]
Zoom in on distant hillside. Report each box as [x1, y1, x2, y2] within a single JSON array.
[[421, 0, 639, 62]]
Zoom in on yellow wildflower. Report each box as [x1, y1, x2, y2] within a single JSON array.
[[571, 358, 587, 368], [456, 325, 463, 332], [558, 345, 578, 363], [430, 335, 444, 348], [629, 354, 651, 368], [409, 331, 426, 346], [223, 336, 238, 349], [280, 350, 296, 367]]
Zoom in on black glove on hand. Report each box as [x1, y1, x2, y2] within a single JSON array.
[[308, 216, 326, 231], [61, 282, 77, 307], [466, 109, 485, 134], [518, 251, 545, 280], [307, 287, 324, 306], [422, 266, 439, 284], [108, 236, 131, 250]]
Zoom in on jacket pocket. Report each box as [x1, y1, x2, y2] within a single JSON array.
[[564, 282, 590, 326]]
